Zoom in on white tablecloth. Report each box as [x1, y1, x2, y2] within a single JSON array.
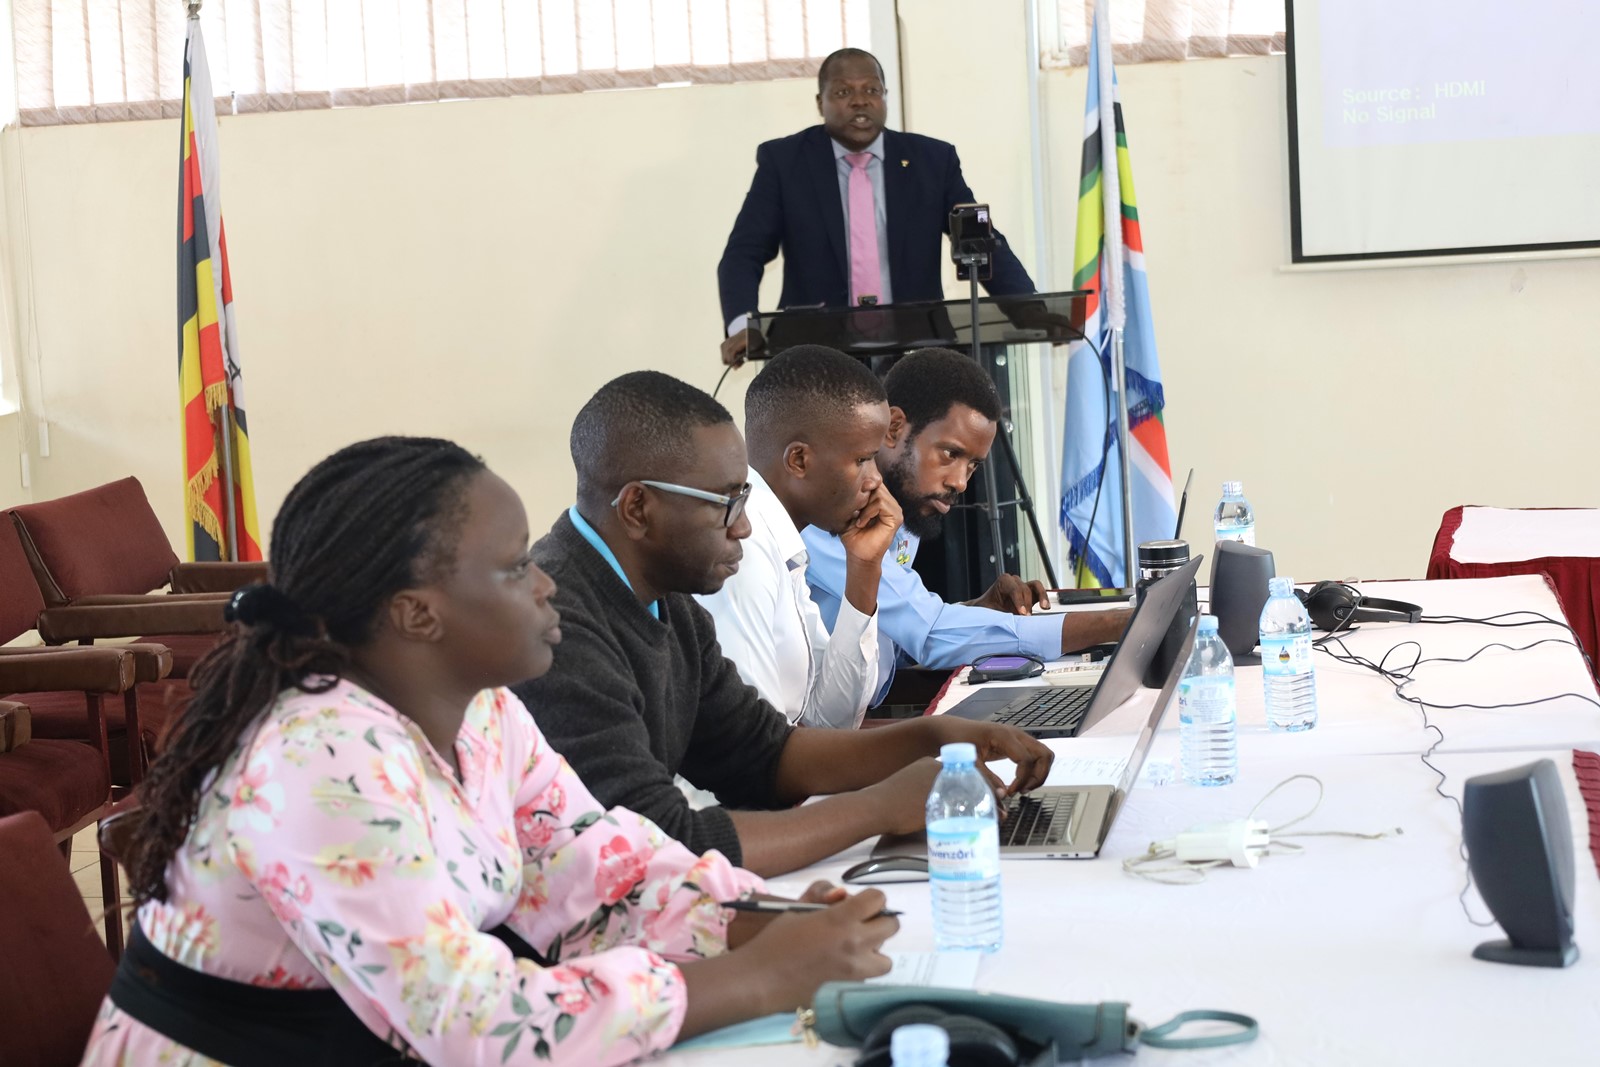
[[1448, 507, 1600, 564], [661, 576, 1600, 1067]]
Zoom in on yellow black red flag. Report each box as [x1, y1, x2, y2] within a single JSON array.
[[179, 14, 260, 562]]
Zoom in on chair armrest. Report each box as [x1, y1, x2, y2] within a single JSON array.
[[37, 599, 229, 643], [65, 592, 230, 606], [98, 801, 144, 865], [114, 642, 176, 683], [0, 648, 136, 694], [0, 702, 30, 752], [169, 561, 269, 594]]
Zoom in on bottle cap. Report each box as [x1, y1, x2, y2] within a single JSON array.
[[939, 742, 978, 765], [1198, 614, 1219, 635], [1222, 480, 1244, 497], [1137, 539, 1190, 568], [891, 1024, 950, 1065], [1268, 576, 1294, 597]]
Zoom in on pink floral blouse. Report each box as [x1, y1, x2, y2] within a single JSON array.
[[80, 681, 763, 1066]]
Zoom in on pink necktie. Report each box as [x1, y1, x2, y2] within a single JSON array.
[[846, 152, 881, 306]]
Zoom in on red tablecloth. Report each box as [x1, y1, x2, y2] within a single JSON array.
[[1428, 506, 1600, 682], [1576, 750, 1600, 880]]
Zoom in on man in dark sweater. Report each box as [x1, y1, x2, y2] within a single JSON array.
[[515, 371, 1054, 877]]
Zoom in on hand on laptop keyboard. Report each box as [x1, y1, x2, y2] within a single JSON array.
[[934, 719, 1054, 795]]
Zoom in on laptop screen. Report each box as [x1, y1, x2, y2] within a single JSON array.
[[1108, 557, 1203, 804]]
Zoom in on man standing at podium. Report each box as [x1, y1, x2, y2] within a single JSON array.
[[716, 47, 1035, 366]]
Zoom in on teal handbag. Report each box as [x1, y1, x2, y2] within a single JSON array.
[[809, 982, 1258, 1062]]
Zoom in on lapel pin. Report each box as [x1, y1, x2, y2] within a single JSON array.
[[901, 159, 909, 167]]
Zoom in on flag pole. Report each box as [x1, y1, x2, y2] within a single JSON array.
[[215, 409, 238, 561], [1111, 333, 1134, 586], [1094, 3, 1137, 588]]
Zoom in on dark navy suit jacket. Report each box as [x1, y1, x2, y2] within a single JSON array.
[[717, 125, 1035, 326]]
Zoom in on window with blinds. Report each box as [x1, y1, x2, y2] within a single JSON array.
[[14, 0, 873, 126]]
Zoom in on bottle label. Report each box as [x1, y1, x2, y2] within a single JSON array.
[[1179, 677, 1236, 724], [1260, 634, 1313, 676], [1215, 523, 1256, 547], [926, 818, 1000, 881]]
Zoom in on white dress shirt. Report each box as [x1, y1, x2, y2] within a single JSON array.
[[696, 469, 880, 728]]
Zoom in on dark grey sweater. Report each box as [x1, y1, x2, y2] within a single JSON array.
[[513, 511, 794, 865]]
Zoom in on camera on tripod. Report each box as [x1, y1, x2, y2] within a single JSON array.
[[949, 202, 995, 282]]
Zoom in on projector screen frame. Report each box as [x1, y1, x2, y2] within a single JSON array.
[[1284, 0, 1600, 265]]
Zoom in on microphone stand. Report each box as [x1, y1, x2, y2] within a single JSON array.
[[957, 251, 1061, 589]]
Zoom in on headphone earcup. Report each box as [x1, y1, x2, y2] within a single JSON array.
[[853, 1007, 1020, 1067], [940, 1013, 1020, 1066], [855, 1006, 950, 1067], [1303, 581, 1358, 631]]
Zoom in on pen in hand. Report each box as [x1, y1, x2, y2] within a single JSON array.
[[721, 899, 902, 919]]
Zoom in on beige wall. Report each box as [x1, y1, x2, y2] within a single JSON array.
[[0, 413, 24, 510], [3, 3, 1597, 582], [3, 80, 795, 550]]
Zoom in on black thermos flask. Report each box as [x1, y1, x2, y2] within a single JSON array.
[[1136, 539, 1198, 687]]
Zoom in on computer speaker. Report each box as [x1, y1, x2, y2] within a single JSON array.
[[1462, 758, 1579, 967], [1207, 541, 1275, 664]]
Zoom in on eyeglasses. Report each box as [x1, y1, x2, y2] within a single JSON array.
[[612, 480, 752, 529]]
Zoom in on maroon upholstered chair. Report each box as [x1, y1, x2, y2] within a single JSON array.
[[0, 516, 173, 785], [0, 642, 136, 957], [0, 810, 118, 1066], [8, 476, 264, 678]]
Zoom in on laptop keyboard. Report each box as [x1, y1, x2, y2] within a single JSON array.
[[1000, 791, 1078, 848], [996, 686, 1094, 733]]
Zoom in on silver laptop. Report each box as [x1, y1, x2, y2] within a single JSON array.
[[943, 555, 1203, 738], [855, 592, 1198, 867]]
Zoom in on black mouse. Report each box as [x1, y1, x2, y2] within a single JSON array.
[[841, 855, 929, 884]]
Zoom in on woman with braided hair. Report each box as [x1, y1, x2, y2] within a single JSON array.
[[81, 436, 898, 1066]]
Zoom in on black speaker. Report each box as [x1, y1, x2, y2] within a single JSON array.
[[1462, 759, 1579, 967], [1295, 580, 1422, 633], [1208, 541, 1275, 664]]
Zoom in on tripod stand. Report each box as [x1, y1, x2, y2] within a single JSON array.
[[956, 254, 1061, 590]]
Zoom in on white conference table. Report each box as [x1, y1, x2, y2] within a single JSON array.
[[662, 576, 1600, 1067]]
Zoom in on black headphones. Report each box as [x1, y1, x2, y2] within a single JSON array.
[[1295, 581, 1422, 632], [854, 1004, 1033, 1067]]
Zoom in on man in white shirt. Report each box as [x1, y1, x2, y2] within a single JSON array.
[[697, 345, 902, 727]]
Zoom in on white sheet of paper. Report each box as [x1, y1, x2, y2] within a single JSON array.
[[1048, 754, 1129, 786], [870, 950, 982, 989]]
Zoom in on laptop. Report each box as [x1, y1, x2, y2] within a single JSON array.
[[945, 554, 1204, 739], [856, 588, 1198, 865]]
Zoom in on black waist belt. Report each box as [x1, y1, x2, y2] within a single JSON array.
[[110, 921, 551, 1066]]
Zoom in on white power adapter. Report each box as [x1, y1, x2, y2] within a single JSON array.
[[1171, 819, 1271, 868]]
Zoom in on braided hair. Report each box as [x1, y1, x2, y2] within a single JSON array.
[[126, 436, 486, 903]]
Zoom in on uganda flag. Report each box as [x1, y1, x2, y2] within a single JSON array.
[[179, 15, 260, 562], [1058, 4, 1175, 587]]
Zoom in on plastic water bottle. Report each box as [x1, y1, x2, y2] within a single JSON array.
[[1179, 615, 1237, 786], [926, 742, 1002, 953], [890, 1024, 950, 1067], [1214, 481, 1256, 547], [1259, 577, 1317, 731]]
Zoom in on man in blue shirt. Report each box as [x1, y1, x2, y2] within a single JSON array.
[[803, 348, 1129, 696]]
